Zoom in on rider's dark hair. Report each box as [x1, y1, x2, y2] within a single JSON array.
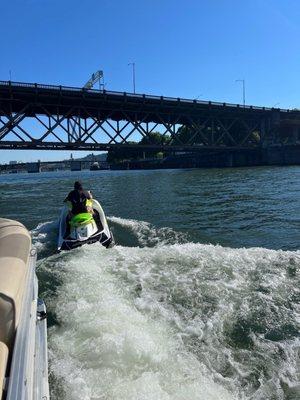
[[74, 181, 83, 191]]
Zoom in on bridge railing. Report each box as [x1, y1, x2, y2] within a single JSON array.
[[0, 80, 291, 113]]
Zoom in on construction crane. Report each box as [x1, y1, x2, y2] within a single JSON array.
[[70, 70, 105, 139], [83, 70, 104, 90]]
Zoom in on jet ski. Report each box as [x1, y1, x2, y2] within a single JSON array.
[[57, 198, 114, 251]]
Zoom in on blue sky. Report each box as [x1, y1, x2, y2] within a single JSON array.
[[1, 0, 300, 162]]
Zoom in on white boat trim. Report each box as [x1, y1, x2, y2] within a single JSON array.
[[5, 248, 49, 400]]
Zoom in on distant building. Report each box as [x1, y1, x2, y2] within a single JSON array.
[[9, 161, 18, 165]]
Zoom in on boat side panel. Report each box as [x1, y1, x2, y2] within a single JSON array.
[[6, 250, 49, 400]]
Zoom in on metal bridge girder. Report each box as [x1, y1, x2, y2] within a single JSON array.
[[0, 80, 289, 151]]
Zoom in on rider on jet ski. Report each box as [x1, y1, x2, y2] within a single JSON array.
[[64, 181, 93, 216], [64, 181, 94, 237], [59, 181, 114, 250]]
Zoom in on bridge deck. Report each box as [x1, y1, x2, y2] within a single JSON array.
[[0, 80, 291, 123]]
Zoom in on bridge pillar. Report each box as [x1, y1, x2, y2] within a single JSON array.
[[225, 152, 233, 167], [27, 162, 41, 173], [270, 110, 281, 144], [292, 126, 299, 144], [71, 161, 81, 171], [260, 119, 267, 146]]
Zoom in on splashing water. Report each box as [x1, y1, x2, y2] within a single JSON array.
[[33, 217, 300, 400], [108, 216, 188, 247], [31, 220, 58, 254]]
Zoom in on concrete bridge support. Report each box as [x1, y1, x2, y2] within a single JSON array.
[[27, 162, 41, 173], [71, 161, 81, 171], [292, 126, 300, 143]]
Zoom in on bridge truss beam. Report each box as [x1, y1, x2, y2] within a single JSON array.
[[0, 81, 289, 151], [0, 108, 268, 151]]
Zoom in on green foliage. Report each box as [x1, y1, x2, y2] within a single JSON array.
[[107, 132, 169, 163], [174, 125, 194, 144], [106, 141, 140, 163], [175, 124, 262, 146], [251, 131, 261, 143], [139, 132, 169, 146]]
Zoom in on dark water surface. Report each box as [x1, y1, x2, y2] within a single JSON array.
[[0, 166, 299, 399]]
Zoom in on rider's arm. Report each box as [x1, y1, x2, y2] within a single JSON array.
[[64, 191, 71, 202], [64, 192, 73, 211]]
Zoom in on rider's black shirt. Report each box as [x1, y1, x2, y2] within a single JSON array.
[[65, 190, 91, 215]]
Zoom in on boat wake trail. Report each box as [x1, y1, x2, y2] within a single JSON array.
[[34, 218, 300, 400], [108, 216, 189, 247], [31, 220, 58, 255]]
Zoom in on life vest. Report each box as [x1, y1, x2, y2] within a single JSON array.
[[66, 190, 91, 215]]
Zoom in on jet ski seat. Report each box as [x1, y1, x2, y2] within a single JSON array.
[[0, 219, 31, 398]]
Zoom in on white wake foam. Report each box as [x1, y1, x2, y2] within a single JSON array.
[[109, 216, 187, 247], [31, 220, 58, 251], [41, 244, 235, 400], [35, 217, 300, 400]]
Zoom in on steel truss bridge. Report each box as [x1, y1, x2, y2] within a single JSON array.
[[0, 80, 300, 152]]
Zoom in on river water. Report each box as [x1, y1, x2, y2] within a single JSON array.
[[0, 166, 299, 400]]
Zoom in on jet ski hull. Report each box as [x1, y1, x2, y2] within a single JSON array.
[[60, 230, 114, 250]]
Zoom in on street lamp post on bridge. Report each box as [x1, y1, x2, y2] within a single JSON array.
[[128, 62, 136, 94], [236, 79, 245, 107]]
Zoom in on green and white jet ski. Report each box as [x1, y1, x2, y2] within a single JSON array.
[[57, 199, 114, 251]]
